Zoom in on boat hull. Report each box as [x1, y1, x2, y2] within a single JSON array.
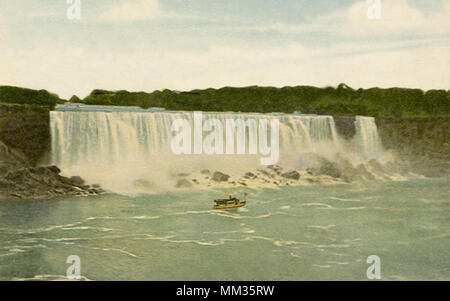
[[213, 201, 246, 210]]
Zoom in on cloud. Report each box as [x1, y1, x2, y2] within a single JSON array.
[[324, 0, 426, 35], [326, 0, 450, 36], [0, 1, 448, 98], [2, 39, 448, 99], [243, 0, 450, 37], [99, 0, 163, 21]]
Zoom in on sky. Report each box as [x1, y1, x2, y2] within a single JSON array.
[[0, 0, 449, 99]]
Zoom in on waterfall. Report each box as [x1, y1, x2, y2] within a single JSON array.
[[354, 116, 385, 160], [50, 105, 385, 192]]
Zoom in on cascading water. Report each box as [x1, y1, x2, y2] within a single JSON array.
[[50, 105, 385, 192], [354, 116, 385, 160]]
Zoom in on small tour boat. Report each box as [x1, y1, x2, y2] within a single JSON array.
[[213, 193, 247, 210]]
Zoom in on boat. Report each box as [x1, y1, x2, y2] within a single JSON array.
[[213, 193, 247, 210]]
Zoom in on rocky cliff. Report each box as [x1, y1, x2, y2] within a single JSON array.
[[0, 140, 103, 199], [333, 116, 356, 139], [334, 115, 449, 177], [0, 104, 102, 199], [376, 117, 449, 177], [0, 103, 51, 166]]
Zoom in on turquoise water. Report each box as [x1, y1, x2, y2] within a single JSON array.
[[0, 179, 449, 281]]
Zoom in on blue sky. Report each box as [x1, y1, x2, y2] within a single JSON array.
[[0, 0, 449, 98]]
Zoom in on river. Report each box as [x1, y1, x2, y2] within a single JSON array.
[[0, 178, 448, 280]]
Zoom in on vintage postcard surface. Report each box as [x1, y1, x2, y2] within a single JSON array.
[[0, 0, 449, 283]]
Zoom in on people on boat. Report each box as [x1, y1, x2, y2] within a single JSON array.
[[213, 193, 247, 210], [228, 195, 238, 204], [214, 194, 247, 207]]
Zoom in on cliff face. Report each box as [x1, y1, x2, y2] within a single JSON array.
[[376, 118, 449, 159], [334, 116, 449, 177], [376, 118, 449, 177], [0, 104, 103, 199], [333, 116, 356, 139], [0, 103, 51, 166]]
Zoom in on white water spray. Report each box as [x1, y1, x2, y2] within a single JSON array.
[[50, 105, 385, 192]]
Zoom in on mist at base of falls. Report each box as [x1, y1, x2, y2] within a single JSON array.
[[50, 105, 392, 193]]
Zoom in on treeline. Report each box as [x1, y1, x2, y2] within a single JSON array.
[[80, 84, 449, 118], [0, 86, 61, 108], [1, 84, 449, 118]]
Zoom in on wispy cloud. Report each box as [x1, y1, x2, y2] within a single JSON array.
[[237, 0, 450, 37], [0, 0, 448, 98], [99, 0, 164, 21]]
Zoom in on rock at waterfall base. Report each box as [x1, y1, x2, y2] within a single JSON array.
[[212, 171, 230, 182]]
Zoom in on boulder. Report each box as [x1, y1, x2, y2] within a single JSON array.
[[244, 172, 255, 179], [0, 165, 102, 199], [281, 171, 300, 180], [308, 160, 341, 179], [257, 169, 274, 178], [70, 176, 85, 186], [267, 165, 282, 173], [212, 171, 230, 182], [175, 179, 193, 188], [47, 166, 61, 174]]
